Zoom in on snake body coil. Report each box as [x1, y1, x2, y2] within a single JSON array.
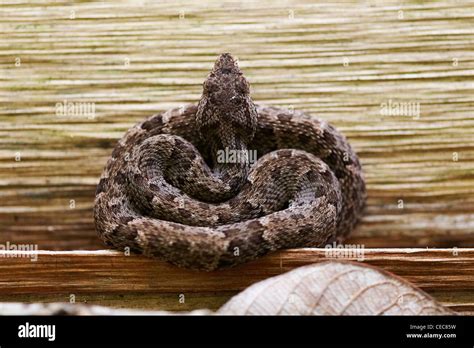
[[94, 54, 366, 270]]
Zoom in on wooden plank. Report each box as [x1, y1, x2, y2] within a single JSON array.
[[1, 291, 472, 314], [0, 248, 472, 292], [1, 1, 474, 249], [0, 292, 233, 313], [1, 248, 473, 313]]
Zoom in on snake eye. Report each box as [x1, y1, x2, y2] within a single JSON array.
[[204, 78, 219, 94], [230, 96, 243, 106], [235, 77, 250, 94]]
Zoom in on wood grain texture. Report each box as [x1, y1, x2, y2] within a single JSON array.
[[1, 0, 474, 249], [0, 248, 473, 313], [1, 1, 474, 313]]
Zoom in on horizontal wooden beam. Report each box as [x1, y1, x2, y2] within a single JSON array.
[[1, 248, 473, 313], [1, 248, 473, 294]]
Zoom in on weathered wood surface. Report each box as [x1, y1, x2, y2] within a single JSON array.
[[0, 248, 473, 313], [1, 1, 474, 313], [1, 0, 474, 249]]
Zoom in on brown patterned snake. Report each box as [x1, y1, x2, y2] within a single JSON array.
[[93, 53, 366, 270]]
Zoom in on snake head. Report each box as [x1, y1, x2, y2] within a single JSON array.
[[196, 53, 258, 147]]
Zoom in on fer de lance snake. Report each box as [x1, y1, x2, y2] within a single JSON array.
[[93, 53, 366, 271]]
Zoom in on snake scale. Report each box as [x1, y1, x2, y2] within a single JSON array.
[[93, 53, 366, 271]]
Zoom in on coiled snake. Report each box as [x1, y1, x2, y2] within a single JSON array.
[[93, 53, 366, 270]]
